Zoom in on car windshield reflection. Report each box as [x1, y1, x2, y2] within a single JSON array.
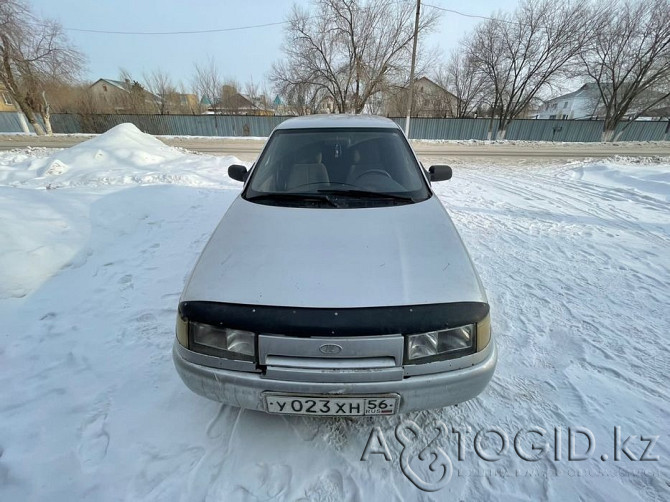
[[244, 128, 430, 207]]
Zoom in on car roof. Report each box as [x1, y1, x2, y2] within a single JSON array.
[[275, 114, 400, 130]]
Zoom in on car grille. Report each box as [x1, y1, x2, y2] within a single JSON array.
[[258, 334, 404, 383]]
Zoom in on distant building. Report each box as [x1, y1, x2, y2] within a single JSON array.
[[535, 84, 601, 120], [317, 95, 335, 114], [0, 84, 17, 112], [163, 93, 199, 114], [89, 78, 161, 113], [384, 77, 458, 118], [246, 95, 275, 116], [201, 86, 270, 115], [536, 83, 669, 120]]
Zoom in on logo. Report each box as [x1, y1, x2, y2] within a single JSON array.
[[319, 343, 343, 354], [360, 423, 660, 492], [361, 420, 452, 491]]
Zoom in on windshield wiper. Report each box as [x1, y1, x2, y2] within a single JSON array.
[[316, 189, 415, 203], [246, 192, 338, 207]]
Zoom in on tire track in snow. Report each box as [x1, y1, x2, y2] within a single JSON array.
[[464, 168, 669, 247]]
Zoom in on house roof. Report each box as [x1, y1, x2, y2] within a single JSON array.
[[201, 92, 258, 110], [415, 77, 457, 99], [103, 79, 130, 91], [91, 78, 131, 92], [237, 94, 258, 109], [416, 76, 443, 89], [90, 78, 161, 101], [545, 83, 599, 104]]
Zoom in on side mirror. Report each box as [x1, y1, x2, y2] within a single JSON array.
[[228, 164, 248, 182], [429, 165, 452, 182]]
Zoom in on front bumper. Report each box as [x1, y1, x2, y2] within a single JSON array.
[[173, 340, 497, 414]]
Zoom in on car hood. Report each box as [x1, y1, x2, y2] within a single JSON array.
[[181, 195, 487, 308]]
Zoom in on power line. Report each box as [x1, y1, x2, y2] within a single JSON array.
[[63, 3, 505, 36], [423, 2, 549, 28], [423, 3, 500, 22], [65, 20, 287, 35]]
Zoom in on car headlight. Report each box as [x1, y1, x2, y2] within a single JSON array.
[[189, 322, 256, 361], [405, 324, 475, 363]]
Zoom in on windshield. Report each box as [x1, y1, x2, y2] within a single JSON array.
[[244, 127, 431, 207]]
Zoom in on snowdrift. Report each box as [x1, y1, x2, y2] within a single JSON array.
[[0, 123, 245, 188], [0, 124, 245, 298], [568, 160, 670, 202]]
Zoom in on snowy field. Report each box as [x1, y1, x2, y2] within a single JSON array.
[[0, 125, 668, 501]]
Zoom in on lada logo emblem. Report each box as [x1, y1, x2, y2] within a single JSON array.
[[319, 344, 343, 355]]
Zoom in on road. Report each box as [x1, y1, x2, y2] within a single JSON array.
[[1, 134, 669, 162]]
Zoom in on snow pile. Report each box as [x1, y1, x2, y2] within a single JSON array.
[[0, 125, 246, 298], [0, 123, 245, 188], [0, 136, 669, 500]]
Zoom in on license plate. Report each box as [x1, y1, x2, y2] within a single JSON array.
[[264, 393, 399, 416]]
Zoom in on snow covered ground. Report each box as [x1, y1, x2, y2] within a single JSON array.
[[1, 125, 668, 501]]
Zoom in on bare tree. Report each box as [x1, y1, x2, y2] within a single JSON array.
[[38, 80, 84, 113], [436, 50, 487, 118], [580, 0, 670, 141], [465, 0, 591, 139], [143, 68, 176, 114], [244, 78, 274, 114], [274, 72, 324, 115], [174, 81, 199, 114], [0, 0, 85, 135], [270, 0, 439, 114], [244, 77, 259, 102], [192, 58, 223, 113], [117, 68, 156, 113]]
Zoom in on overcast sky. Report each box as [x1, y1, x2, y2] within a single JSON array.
[[30, 0, 521, 93]]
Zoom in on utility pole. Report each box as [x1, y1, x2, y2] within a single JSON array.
[[404, 0, 420, 137]]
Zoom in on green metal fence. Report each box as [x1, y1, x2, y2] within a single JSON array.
[[1, 112, 668, 141]]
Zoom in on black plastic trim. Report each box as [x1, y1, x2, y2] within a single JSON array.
[[178, 301, 489, 337]]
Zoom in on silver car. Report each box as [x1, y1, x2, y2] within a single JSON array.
[[173, 115, 496, 416]]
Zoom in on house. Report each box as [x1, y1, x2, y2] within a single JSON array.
[[201, 86, 262, 115], [0, 84, 17, 112], [317, 95, 335, 114], [246, 94, 275, 116], [536, 83, 669, 120], [535, 84, 601, 120], [413, 77, 459, 117], [89, 78, 161, 113], [163, 92, 200, 114], [383, 77, 458, 118]]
